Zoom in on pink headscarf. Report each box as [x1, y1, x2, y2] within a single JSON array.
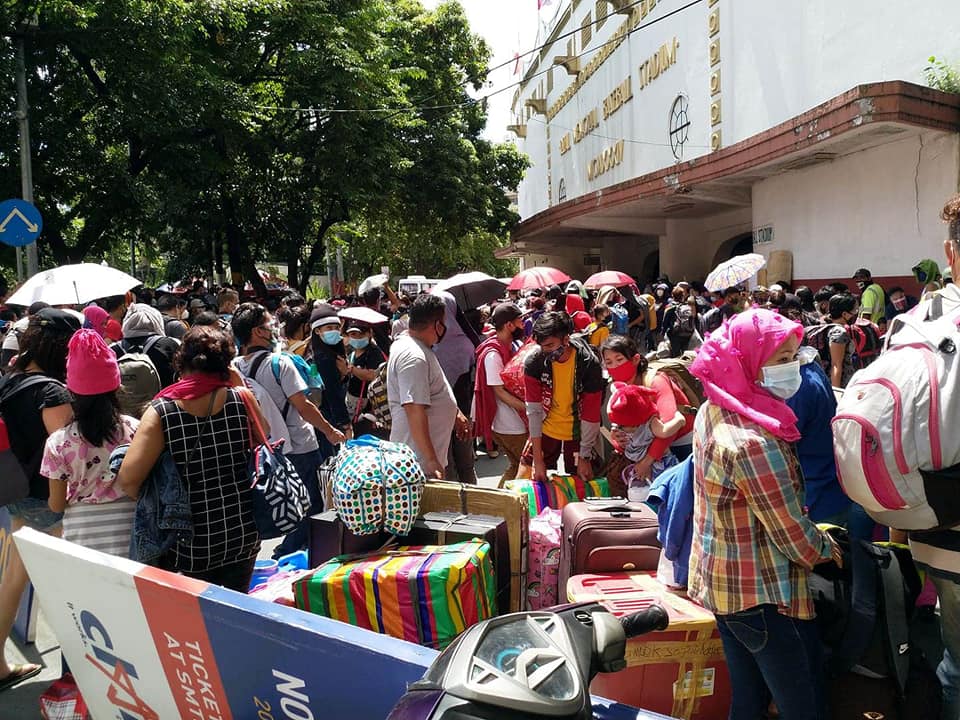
[[690, 308, 804, 441]]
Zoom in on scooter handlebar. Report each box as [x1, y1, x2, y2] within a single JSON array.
[[619, 605, 670, 638]]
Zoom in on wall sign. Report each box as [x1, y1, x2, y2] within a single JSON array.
[[753, 225, 774, 245]]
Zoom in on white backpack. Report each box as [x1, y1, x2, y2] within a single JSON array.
[[831, 308, 960, 530]]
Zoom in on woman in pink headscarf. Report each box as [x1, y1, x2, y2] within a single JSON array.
[[689, 308, 841, 720]]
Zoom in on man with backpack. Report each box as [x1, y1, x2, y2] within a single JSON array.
[[232, 303, 346, 557], [903, 193, 960, 720], [111, 303, 180, 417], [703, 286, 743, 333], [804, 292, 880, 388], [157, 294, 188, 340]]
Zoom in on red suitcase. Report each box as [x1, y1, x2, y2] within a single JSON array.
[[559, 500, 661, 592]]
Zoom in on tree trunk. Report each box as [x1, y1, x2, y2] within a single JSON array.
[[286, 239, 301, 295], [223, 196, 245, 288], [214, 230, 225, 279], [298, 198, 348, 295]]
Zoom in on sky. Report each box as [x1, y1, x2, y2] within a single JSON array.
[[420, 0, 543, 142]]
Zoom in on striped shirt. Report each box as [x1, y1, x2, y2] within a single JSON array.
[[689, 403, 832, 619]]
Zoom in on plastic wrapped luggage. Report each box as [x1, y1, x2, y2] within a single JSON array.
[[293, 539, 497, 650], [526, 508, 562, 610]]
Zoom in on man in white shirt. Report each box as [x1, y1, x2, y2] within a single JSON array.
[[387, 294, 467, 478], [473, 303, 528, 485]]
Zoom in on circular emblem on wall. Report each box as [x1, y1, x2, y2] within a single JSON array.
[[669, 94, 690, 161]]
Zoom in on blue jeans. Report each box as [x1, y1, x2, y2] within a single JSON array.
[[716, 604, 825, 720], [7, 496, 63, 531], [272, 449, 323, 558], [932, 574, 960, 720]]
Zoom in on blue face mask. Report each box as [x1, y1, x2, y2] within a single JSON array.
[[348, 337, 370, 350], [321, 330, 342, 345]]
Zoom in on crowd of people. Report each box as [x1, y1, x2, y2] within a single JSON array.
[[0, 195, 957, 720]]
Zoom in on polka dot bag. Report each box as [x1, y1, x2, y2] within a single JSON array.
[[333, 435, 426, 536]]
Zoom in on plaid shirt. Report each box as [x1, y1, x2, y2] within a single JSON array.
[[689, 402, 832, 619]]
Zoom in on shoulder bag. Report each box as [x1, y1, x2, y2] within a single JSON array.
[[239, 389, 311, 539]]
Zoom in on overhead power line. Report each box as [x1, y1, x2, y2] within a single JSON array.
[[247, 0, 705, 118]]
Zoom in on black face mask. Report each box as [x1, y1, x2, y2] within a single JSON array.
[[511, 327, 525, 341]]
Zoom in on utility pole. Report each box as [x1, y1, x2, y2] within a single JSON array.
[[15, 33, 38, 277]]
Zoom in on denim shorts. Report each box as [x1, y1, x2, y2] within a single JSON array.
[[7, 497, 64, 531]]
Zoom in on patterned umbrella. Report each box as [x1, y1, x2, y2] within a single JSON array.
[[506, 266, 572, 292], [584, 270, 635, 289], [704, 253, 767, 292]]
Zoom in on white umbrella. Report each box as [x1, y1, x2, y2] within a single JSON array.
[[704, 253, 767, 292], [358, 273, 389, 296], [338, 306, 390, 325], [433, 272, 507, 309], [7, 263, 142, 307]]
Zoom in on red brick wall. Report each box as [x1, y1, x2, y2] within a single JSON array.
[[793, 275, 927, 300]]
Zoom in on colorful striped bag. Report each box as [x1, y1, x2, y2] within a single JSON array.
[[292, 539, 497, 650], [506, 476, 610, 518]]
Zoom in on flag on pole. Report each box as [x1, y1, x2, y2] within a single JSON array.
[[513, 51, 521, 75]]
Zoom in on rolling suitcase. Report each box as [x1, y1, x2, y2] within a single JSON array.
[[559, 500, 661, 592]]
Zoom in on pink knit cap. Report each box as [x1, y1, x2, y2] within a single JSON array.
[[67, 329, 121, 396]]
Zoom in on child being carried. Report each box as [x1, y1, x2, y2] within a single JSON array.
[[607, 382, 685, 502]]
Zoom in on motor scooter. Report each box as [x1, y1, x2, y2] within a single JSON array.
[[386, 602, 669, 720]]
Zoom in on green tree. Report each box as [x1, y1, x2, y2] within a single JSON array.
[[0, 0, 526, 293]]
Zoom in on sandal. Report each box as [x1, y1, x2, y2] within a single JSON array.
[[0, 663, 42, 691]]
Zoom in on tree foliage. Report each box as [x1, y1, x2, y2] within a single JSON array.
[[0, 0, 526, 292]]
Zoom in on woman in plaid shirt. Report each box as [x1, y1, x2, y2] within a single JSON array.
[[689, 309, 842, 720]]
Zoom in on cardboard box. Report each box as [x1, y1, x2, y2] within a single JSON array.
[[568, 572, 731, 720], [420, 482, 529, 612]]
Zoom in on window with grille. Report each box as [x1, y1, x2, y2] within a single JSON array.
[[596, 0, 607, 28]]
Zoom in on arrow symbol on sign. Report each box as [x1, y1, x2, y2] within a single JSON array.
[[0, 208, 38, 234]]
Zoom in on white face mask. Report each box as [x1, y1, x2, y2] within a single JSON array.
[[759, 360, 802, 400]]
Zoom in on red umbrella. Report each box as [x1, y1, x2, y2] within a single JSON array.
[[507, 266, 572, 292], [583, 270, 635, 289]]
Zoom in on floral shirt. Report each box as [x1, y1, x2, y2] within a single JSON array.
[[41, 416, 139, 504]]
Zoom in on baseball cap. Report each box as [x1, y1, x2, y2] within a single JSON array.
[[32, 307, 82, 334], [491, 303, 523, 328], [157, 294, 186, 310], [852, 268, 871, 279]]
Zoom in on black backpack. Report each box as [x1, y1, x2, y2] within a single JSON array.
[[810, 528, 941, 720]]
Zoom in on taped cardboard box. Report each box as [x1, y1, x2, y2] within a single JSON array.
[[567, 572, 731, 720], [420, 482, 529, 612]]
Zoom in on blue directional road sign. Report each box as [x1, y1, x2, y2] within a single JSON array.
[[0, 199, 42, 247]]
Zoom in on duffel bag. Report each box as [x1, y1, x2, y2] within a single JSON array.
[[333, 435, 425, 536]]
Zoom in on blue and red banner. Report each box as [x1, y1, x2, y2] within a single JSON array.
[[14, 529, 673, 720]]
